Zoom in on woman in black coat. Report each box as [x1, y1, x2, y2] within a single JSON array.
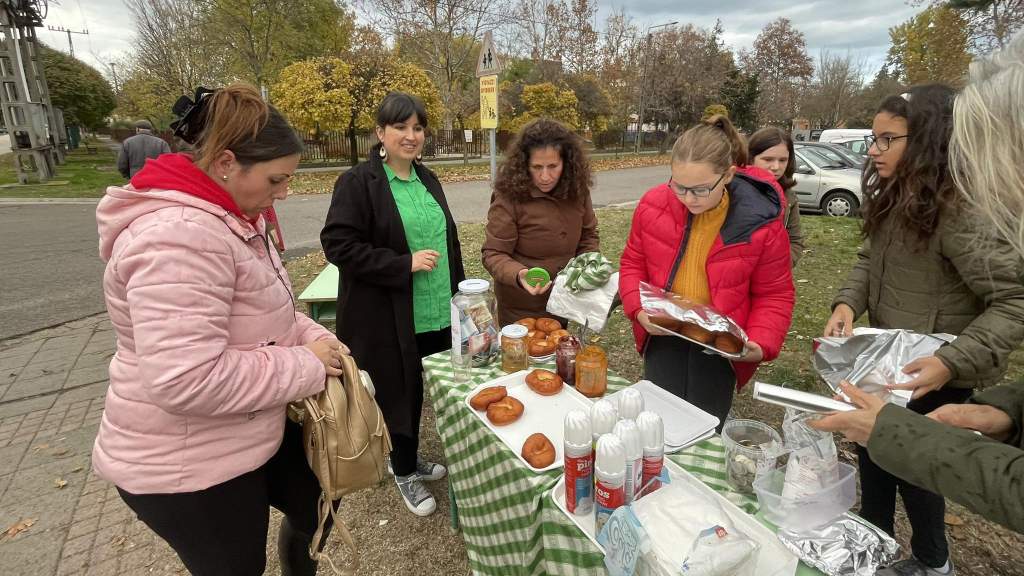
[[320, 93, 465, 517]]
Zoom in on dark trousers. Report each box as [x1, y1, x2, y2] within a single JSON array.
[[117, 420, 331, 576], [643, 336, 736, 432], [856, 386, 973, 568], [390, 326, 451, 477]]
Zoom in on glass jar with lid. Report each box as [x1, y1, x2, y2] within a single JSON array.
[[451, 279, 499, 381], [555, 335, 581, 385], [500, 324, 529, 373], [574, 344, 608, 398]]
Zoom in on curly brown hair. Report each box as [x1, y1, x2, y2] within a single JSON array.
[[861, 84, 960, 244], [493, 118, 592, 203]]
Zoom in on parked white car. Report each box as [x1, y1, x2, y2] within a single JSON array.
[[818, 128, 872, 144], [832, 137, 870, 156], [792, 147, 863, 217]]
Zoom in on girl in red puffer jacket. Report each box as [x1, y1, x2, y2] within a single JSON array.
[[618, 115, 795, 428]]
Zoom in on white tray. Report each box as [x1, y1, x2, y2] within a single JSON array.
[[464, 370, 594, 473], [550, 459, 799, 576], [607, 380, 719, 448]]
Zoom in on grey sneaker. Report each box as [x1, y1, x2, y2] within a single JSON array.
[[387, 457, 447, 482], [877, 558, 955, 576], [395, 473, 436, 517]]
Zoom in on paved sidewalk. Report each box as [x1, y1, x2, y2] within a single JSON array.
[[0, 314, 186, 575]]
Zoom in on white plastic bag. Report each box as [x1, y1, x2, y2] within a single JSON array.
[[545, 271, 619, 332]]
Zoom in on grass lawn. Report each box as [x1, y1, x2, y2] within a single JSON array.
[[0, 147, 124, 198]]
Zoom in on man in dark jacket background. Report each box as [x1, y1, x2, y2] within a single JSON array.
[[117, 120, 170, 178]]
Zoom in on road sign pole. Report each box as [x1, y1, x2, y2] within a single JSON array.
[[489, 129, 496, 183]]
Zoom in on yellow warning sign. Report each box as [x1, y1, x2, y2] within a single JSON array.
[[479, 75, 498, 129]]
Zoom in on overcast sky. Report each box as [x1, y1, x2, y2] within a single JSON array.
[[39, 0, 924, 82]]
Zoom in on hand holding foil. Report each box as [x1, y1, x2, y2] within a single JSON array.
[[812, 328, 956, 406], [808, 382, 886, 447]]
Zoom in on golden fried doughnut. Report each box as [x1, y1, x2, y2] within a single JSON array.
[[535, 318, 562, 333], [521, 433, 556, 468], [470, 385, 507, 411], [525, 369, 563, 396], [680, 322, 715, 344], [528, 339, 557, 357], [486, 396, 524, 426], [714, 332, 744, 354], [516, 318, 537, 330]]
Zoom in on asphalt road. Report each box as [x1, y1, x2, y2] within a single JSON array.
[[0, 165, 667, 339]]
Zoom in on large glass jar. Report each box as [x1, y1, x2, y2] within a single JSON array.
[[574, 344, 608, 398], [500, 324, 529, 373], [451, 279, 499, 381], [556, 336, 581, 386]]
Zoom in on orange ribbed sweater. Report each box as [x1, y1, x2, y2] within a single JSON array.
[[671, 194, 730, 305]]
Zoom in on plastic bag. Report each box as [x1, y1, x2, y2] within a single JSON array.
[[546, 271, 619, 332], [680, 523, 760, 576]]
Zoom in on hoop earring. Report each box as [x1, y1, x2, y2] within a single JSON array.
[[379, 146, 387, 161], [415, 153, 422, 163]]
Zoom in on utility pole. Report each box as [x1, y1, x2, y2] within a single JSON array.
[[108, 62, 118, 93], [634, 21, 677, 154], [46, 26, 88, 59]]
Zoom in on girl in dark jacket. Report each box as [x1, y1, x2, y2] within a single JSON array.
[[748, 127, 805, 267], [823, 84, 1024, 576], [618, 115, 795, 428], [321, 92, 466, 517]]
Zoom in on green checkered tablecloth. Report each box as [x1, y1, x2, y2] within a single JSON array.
[[423, 351, 823, 576]]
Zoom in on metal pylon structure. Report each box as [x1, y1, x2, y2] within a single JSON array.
[[0, 0, 65, 183]]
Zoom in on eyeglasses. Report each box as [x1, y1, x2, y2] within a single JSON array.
[[865, 134, 908, 152], [669, 173, 725, 198]]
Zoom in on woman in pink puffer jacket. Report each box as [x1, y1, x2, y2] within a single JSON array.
[[93, 84, 346, 576]]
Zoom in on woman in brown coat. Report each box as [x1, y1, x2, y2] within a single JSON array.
[[482, 119, 599, 325]]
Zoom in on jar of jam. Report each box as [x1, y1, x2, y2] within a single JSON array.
[[500, 324, 529, 373], [556, 336, 581, 385], [575, 344, 608, 398]]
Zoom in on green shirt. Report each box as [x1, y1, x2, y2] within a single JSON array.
[[383, 163, 451, 333]]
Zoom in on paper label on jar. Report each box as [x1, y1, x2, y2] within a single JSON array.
[[565, 453, 594, 514], [595, 480, 624, 534]]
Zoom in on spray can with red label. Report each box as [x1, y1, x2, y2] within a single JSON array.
[[594, 434, 626, 534], [563, 409, 593, 515], [636, 411, 665, 497]]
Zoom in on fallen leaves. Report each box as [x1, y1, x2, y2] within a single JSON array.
[[54, 478, 68, 489], [946, 513, 966, 527], [1, 518, 36, 542]]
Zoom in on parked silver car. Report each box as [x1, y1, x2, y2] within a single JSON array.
[[792, 147, 863, 217]]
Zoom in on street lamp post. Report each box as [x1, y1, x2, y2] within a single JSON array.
[[634, 21, 677, 154]]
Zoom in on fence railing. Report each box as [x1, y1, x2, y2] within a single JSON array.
[[111, 126, 670, 166]]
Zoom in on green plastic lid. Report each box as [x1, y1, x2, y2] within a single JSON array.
[[524, 267, 550, 287]]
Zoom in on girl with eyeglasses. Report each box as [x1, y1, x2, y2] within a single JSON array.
[[822, 84, 1024, 576], [618, 115, 795, 428]]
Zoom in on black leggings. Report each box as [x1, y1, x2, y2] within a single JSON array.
[[856, 386, 973, 568], [118, 420, 332, 576], [390, 327, 452, 477], [643, 335, 736, 432]]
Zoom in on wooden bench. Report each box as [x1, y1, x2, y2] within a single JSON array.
[[297, 264, 339, 322]]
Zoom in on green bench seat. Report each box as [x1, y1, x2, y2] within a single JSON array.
[[297, 264, 339, 322]]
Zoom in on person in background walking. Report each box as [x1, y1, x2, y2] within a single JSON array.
[[482, 118, 599, 325], [618, 115, 794, 428], [748, 127, 805, 267], [321, 92, 465, 517], [94, 83, 346, 575], [117, 119, 171, 178], [821, 83, 1024, 576]]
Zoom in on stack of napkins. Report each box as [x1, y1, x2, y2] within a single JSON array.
[[608, 380, 718, 452]]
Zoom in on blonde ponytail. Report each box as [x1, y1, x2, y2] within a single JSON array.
[[671, 114, 747, 171]]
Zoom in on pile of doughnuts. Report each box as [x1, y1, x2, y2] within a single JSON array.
[[525, 369, 563, 396], [521, 432, 556, 468], [649, 314, 744, 354], [470, 385, 525, 425], [516, 317, 568, 357]]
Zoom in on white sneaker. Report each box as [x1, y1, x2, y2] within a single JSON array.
[[877, 558, 955, 576], [387, 457, 447, 482], [395, 473, 436, 517]]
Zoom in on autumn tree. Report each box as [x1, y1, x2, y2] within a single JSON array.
[[802, 51, 865, 129], [510, 0, 567, 77], [40, 47, 116, 130], [565, 73, 612, 132], [508, 82, 579, 131], [365, 0, 505, 127], [887, 5, 971, 86], [272, 58, 355, 133], [917, 0, 1024, 51], [597, 9, 640, 130], [560, 0, 600, 75], [744, 18, 814, 126], [848, 66, 905, 128]]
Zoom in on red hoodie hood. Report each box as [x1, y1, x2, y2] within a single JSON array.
[[130, 153, 255, 225]]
